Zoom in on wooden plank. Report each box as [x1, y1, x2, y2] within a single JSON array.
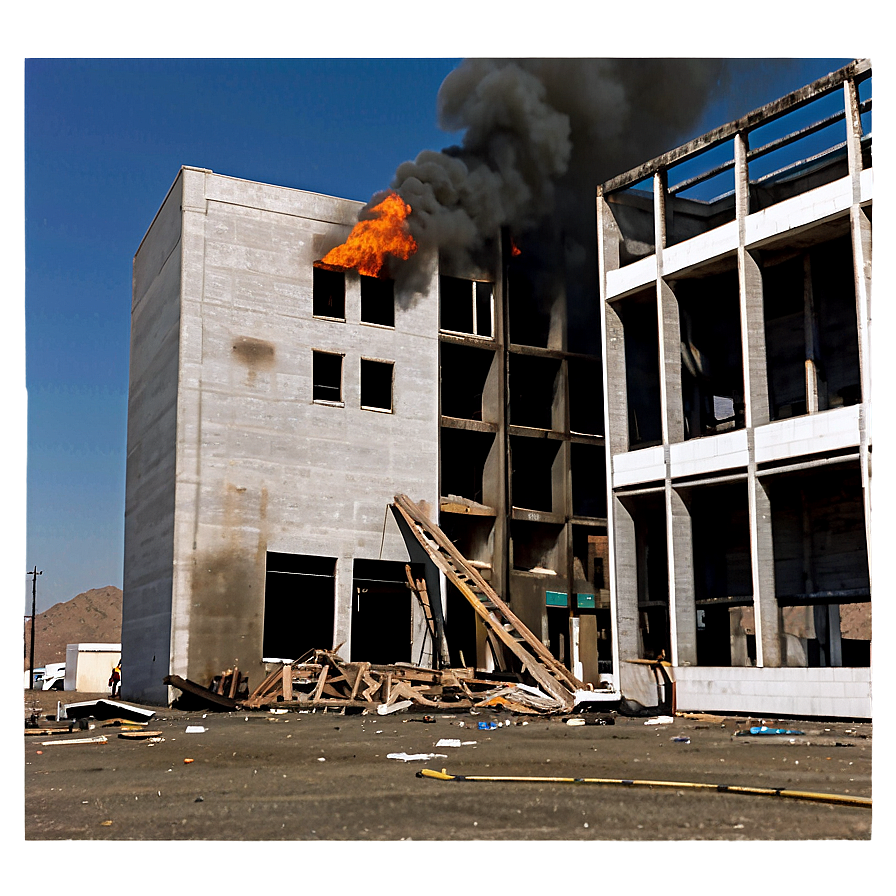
[[312, 667, 329, 702], [350, 662, 370, 700], [281, 665, 292, 702], [247, 665, 288, 702], [164, 675, 239, 710], [228, 667, 241, 700]]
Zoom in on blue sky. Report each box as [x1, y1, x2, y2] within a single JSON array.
[[20, 54, 861, 614]]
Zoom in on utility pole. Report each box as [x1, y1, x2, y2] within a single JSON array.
[[26, 567, 42, 690]]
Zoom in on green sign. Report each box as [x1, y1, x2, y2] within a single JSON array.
[[576, 593, 596, 609], [545, 590, 568, 607]]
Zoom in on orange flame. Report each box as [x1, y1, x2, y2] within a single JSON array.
[[511, 238, 522, 257], [319, 191, 417, 278]]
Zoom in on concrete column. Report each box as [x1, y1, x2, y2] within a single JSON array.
[[844, 78, 872, 580], [333, 556, 353, 656], [654, 171, 684, 446], [597, 192, 628, 457], [845, 81, 871, 394], [735, 133, 771, 429], [611, 495, 640, 675], [667, 487, 697, 666], [748, 473, 780, 666]]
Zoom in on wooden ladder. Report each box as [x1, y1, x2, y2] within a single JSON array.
[[392, 494, 583, 708]]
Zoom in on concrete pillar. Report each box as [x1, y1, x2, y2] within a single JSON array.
[[844, 78, 872, 581], [748, 473, 780, 666], [735, 133, 771, 429], [667, 486, 697, 665], [654, 171, 684, 446], [597, 193, 629, 457], [333, 556, 353, 656], [611, 495, 640, 676]]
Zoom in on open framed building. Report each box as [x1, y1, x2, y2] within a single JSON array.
[[597, 59, 871, 717]]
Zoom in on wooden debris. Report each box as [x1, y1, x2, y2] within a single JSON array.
[[239, 649, 532, 713]]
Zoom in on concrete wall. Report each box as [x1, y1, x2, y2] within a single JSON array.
[[154, 169, 439, 695], [674, 665, 871, 719], [123, 171, 186, 704]]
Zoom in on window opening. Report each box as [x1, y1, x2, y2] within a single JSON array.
[[440, 275, 494, 338], [313, 266, 345, 319], [360, 275, 395, 327], [313, 351, 343, 403], [360, 358, 394, 411], [351, 559, 414, 664], [263, 553, 336, 661]]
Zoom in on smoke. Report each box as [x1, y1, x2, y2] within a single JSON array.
[[377, 58, 801, 343], [384, 60, 735, 261]]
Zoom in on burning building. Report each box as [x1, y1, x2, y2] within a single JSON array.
[[123, 60, 871, 718]]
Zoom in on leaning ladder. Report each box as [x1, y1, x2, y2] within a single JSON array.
[[392, 494, 583, 708]]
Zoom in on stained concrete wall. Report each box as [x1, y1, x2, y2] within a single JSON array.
[[178, 170, 439, 691], [123, 171, 186, 704], [125, 168, 440, 703]]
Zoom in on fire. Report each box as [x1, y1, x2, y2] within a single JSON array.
[[511, 238, 522, 257], [319, 191, 417, 278]]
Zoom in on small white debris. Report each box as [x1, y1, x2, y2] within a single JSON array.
[[387, 752, 449, 762]]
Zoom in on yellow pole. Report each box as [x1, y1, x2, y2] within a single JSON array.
[[416, 769, 871, 809]]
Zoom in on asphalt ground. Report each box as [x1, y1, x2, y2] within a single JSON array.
[[23, 694, 871, 843]]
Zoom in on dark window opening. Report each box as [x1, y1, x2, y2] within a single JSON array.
[[511, 519, 563, 573], [440, 427, 495, 506], [621, 291, 662, 449], [263, 553, 336, 661], [568, 359, 604, 436], [571, 443, 606, 518], [439, 514, 495, 570], [445, 581, 478, 669], [676, 269, 745, 439], [509, 354, 562, 430], [572, 527, 609, 594], [351, 559, 414, 665], [547, 606, 570, 668], [440, 276, 493, 338], [360, 275, 395, 327], [440, 343, 496, 422], [691, 481, 753, 667], [508, 262, 551, 347], [510, 436, 561, 513], [312, 351, 343, 403], [313, 266, 345, 319], [763, 234, 861, 420], [360, 358, 393, 411], [624, 493, 670, 660], [769, 464, 870, 667]]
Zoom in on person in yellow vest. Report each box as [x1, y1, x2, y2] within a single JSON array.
[[109, 661, 121, 698]]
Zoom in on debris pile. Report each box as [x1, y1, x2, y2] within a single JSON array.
[[241, 649, 562, 713]]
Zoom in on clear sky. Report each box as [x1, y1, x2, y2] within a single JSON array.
[[21, 51, 860, 614]]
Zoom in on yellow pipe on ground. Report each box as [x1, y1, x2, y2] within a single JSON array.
[[416, 768, 871, 809]]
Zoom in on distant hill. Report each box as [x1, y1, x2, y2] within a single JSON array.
[[24, 586, 122, 670]]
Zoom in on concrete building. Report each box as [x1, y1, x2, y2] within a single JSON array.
[[124, 169, 607, 705], [597, 59, 871, 718]]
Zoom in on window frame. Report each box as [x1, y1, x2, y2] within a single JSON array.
[[312, 349, 345, 406], [359, 357, 395, 414]]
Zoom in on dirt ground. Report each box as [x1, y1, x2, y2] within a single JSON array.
[[23, 689, 872, 845]]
